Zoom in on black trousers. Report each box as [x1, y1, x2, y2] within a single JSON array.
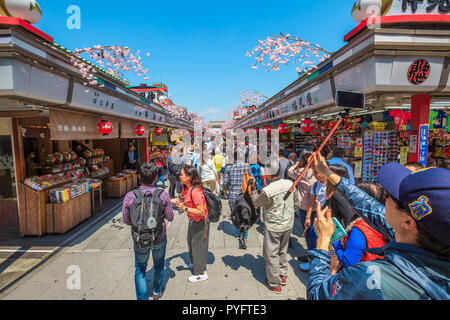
[[168, 175, 183, 198], [187, 218, 210, 274]]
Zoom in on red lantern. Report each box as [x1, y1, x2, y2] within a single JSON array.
[[301, 119, 316, 133], [264, 126, 271, 134], [279, 123, 288, 134], [135, 125, 145, 136], [254, 128, 259, 134], [97, 120, 113, 136], [155, 128, 162, 136]]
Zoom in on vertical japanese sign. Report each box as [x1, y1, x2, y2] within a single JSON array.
[[418, 125, 429, 168]]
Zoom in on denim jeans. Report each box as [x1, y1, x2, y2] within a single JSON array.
[[154, 167, 165, 187], [298, 209, 307, 233], [134, 238, 167, 300]]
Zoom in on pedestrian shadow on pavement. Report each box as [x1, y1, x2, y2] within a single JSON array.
[[221, 254, 266, 285], [144, 251, 216, 297], [289, 257, 309, 287], [217, 221, 238, 237]]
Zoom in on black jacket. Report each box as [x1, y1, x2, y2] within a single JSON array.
[[124, 149, 139, 170]]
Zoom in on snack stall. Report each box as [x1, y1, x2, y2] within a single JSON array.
[[17, 110, 118, 236]]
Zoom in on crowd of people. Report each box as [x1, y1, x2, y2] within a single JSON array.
[[121, 138, 450, 300]]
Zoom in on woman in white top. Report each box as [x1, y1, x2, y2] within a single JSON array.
[[198, 149, 219, 194]]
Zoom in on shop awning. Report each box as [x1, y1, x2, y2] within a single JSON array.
[[120, 119, 150, 139], [50, 109, 119, 140]]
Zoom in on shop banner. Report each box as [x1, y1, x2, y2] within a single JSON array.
[[120, 119, 149, 139], [50, 109, 119, 140], [151, 133, 168, 146], [418, 125, 429, 168]]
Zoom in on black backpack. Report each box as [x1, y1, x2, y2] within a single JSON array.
[[168, 158, 182, 176], [191, 187, 222, 223], [231, 180, 257, 232], [129, 188, 166, 249]]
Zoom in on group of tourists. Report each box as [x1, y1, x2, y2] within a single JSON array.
[[121, 138, 450, 300]]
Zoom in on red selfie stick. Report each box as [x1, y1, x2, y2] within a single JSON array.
[[283, 117, 344, 201]]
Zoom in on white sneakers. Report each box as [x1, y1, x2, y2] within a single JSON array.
[[188, 272, 208, 283]]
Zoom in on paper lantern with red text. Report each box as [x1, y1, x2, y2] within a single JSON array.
[[301, 119, 315, 133], [279, 123, 288, 134], [135, 125, 145, 136], [97, 120, 113, 136]]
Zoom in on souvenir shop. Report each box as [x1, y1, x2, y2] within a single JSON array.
[[14, 109, 156, 236], [0, 19, 193, 238], [280, 109, 449, 184], [233, 9, 450, 184]]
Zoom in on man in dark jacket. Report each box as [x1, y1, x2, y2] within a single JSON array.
[[124, 143, 139, 171], [307, 154, 450, 300]]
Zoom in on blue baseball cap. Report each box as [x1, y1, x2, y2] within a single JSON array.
[[379, 163, 450, 246]]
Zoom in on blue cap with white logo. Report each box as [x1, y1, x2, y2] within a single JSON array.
[[379, 163, 450, 246]]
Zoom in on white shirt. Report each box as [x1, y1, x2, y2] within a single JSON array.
[[199, 159, 217, 182]]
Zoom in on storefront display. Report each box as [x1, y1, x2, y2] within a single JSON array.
[[363, 130, 398, 183]]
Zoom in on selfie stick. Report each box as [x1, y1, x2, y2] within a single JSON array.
[[282, 116, 344, 201]]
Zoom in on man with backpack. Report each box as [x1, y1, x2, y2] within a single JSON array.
[[223, 149, 255, 249], [122, 162, 174, 300], [251, 158, 299, 293]]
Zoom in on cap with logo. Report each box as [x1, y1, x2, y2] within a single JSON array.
[[378, 163, 450, 246]]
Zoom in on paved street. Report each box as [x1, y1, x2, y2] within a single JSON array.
[[1, 198, 309, 300]]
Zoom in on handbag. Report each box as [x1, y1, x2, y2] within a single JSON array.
[[242, 164, 252, 196]]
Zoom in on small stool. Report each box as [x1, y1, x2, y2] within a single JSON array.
[[90, 184, 103, 214]]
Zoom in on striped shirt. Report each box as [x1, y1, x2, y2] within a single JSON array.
[[122, 186, 174, 241]]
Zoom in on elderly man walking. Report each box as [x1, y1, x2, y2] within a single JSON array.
[[252, 159, 299, 294]]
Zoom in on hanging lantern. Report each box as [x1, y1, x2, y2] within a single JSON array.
[[135, 125, 145, 136], [264, 126, 271, 134], [154, 127, 162, 136], [97, 120, 113, 136], [301, 119, 316, 133], [254, 128, 259, 134], [279, 123, 288, 134]]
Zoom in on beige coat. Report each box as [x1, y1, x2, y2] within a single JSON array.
[[288, 166, 317, 211]]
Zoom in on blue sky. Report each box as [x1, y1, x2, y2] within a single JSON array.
[[36, 0, 358, 122]]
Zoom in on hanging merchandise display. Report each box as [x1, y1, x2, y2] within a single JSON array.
[[389, 109, 411, 131], [427, 110, 449, 166]]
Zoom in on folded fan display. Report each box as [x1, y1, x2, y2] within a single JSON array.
[[50, 181, 90, 204]]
